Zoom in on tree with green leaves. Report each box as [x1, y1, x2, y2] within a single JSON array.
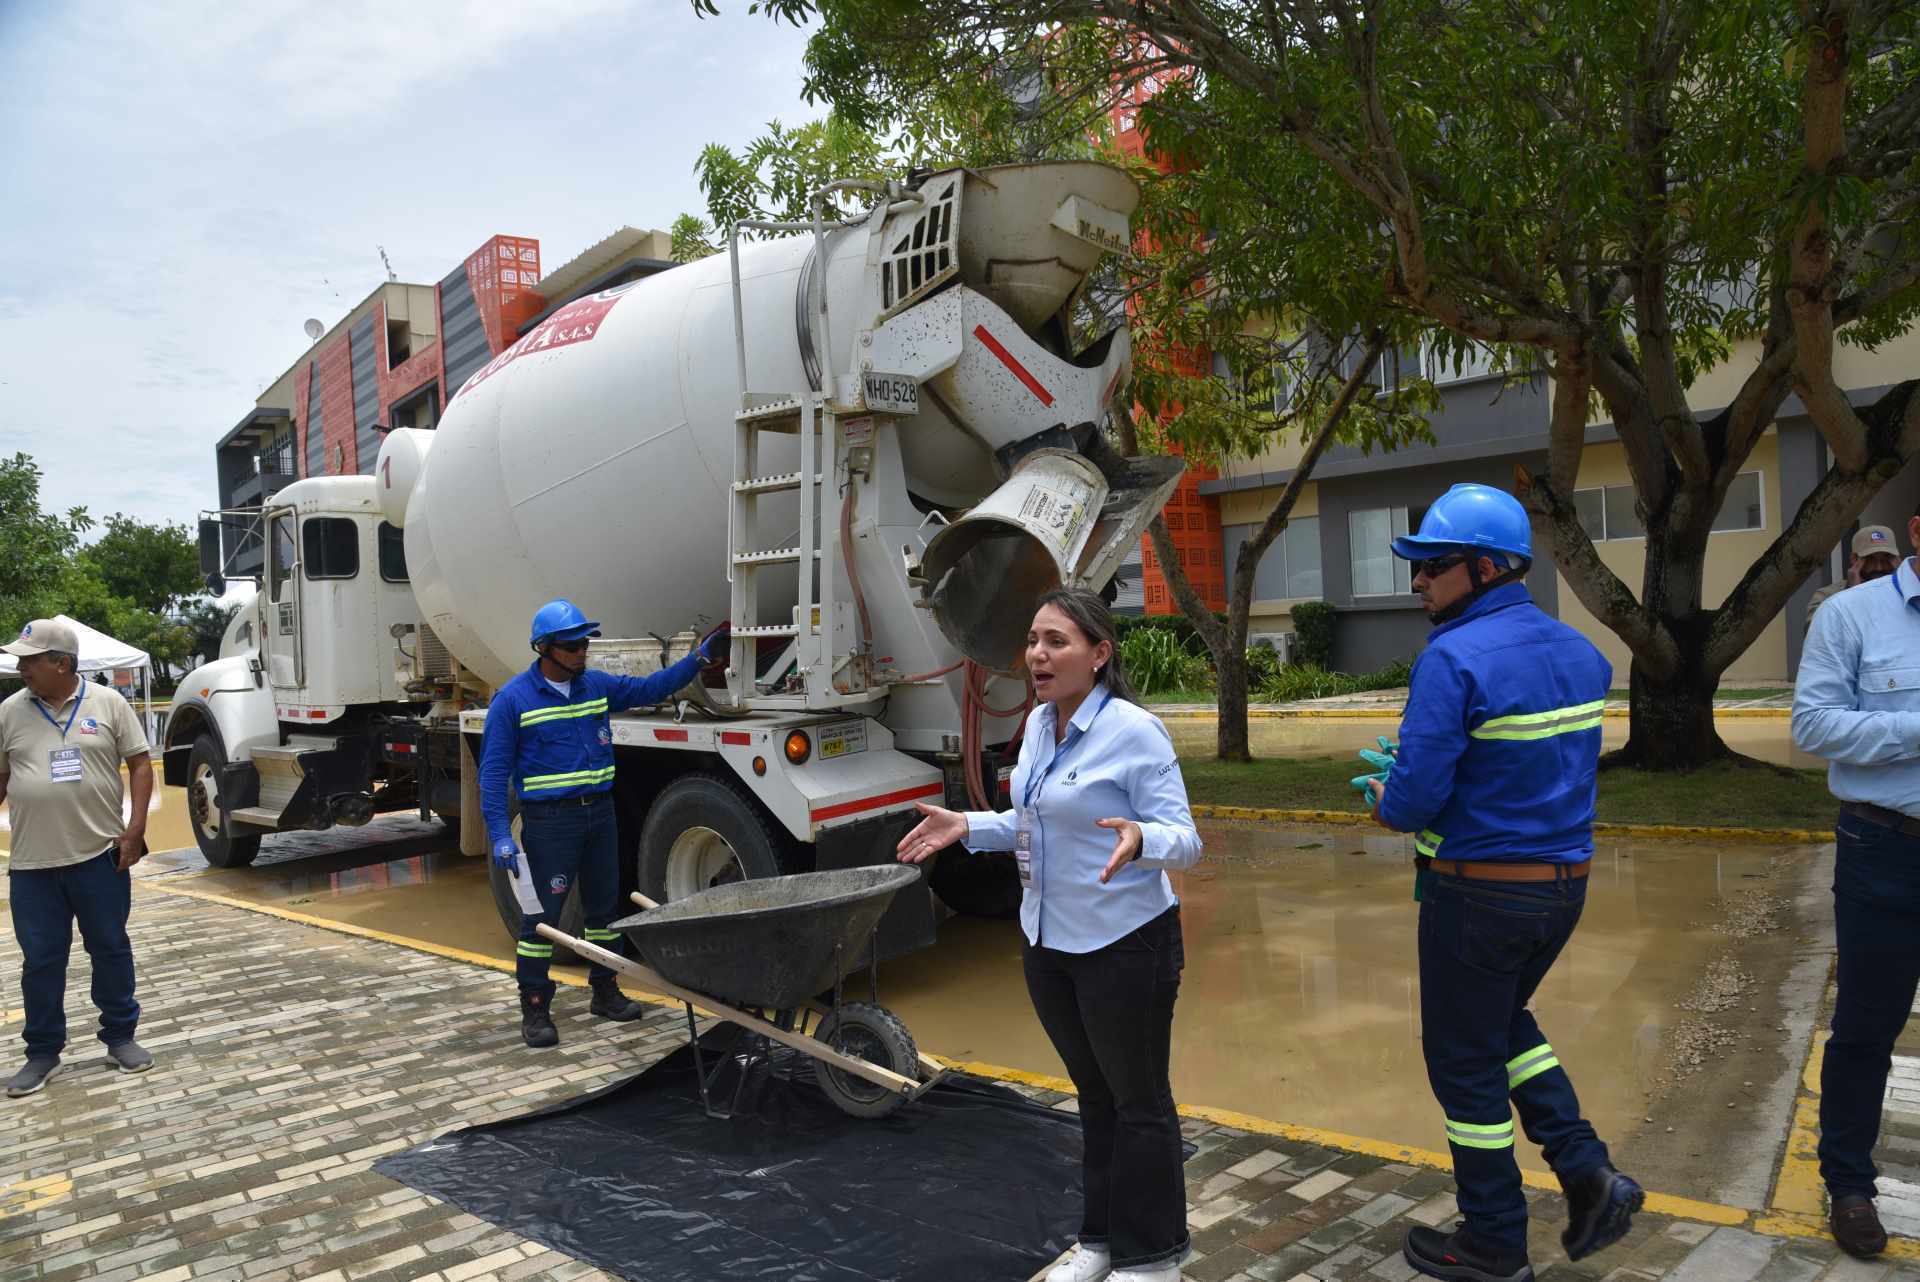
[[708, 0, 1920, 771], [0, 452, 92, 626]]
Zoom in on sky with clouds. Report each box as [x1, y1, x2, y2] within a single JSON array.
[[0, 0, 818, 533]]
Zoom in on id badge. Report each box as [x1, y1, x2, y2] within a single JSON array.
[[49, 746, 82, 784], [1015, 812, 1033, 887]]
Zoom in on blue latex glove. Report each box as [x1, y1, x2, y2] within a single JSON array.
[[1350, 769, 1388, 796], [698, 622, 731, 666], [1359, 749, 1396, 773], [492, 837, 521, 876]]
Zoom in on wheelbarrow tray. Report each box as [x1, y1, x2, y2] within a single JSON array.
[[608, 865, 920, 1010]]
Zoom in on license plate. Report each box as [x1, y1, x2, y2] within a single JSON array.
[[817, 719, 869, 759], [862, 372, 918, 415]]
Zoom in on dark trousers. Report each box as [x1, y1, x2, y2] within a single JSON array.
[[9, 849, 139, 1059], [1418, 870, 1609, 1253], [1820, 812, 1920, 1198], [515, 793, 625, 996], [1022, 905, 1188, 1270]]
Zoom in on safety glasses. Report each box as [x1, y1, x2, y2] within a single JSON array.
[[548, 638, 591, 653], [1414, 554, 1470, 578]]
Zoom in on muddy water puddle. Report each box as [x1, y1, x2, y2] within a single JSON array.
[[1164, 714, 1822, 768], [884, 822, 1807, 1183]]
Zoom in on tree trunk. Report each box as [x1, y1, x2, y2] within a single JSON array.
[[1609, 659, 1728, 770], [1213, 625, 1252, 763]]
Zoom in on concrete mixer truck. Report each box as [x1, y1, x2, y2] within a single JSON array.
[[169, 160, 1182, 958]]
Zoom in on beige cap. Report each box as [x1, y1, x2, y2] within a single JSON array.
[[1853, 526, 1900, 559], [2, 617, 79, 658]]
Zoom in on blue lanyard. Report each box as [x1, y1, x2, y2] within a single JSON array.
[[1024, 691, 1110, 810], [35, 684, 83, 741]]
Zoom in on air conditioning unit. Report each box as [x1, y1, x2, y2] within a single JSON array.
[[1249, 631, 1297, 665]]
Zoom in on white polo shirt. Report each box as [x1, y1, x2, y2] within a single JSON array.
[[0, 680, 149, 870]]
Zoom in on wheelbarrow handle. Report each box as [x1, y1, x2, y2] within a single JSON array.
[[631, 891, 662, 910]]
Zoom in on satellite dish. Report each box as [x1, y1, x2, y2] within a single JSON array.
[[303, 318, 324, 341]]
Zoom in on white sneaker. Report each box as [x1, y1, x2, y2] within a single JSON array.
[[1108, 1263, 1181, 1282], [1046, 1245, 1112, 1282]]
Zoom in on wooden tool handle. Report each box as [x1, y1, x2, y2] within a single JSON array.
[[630, 891, 661, 910]]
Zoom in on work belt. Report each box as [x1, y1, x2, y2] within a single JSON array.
[[521, 790, 613, 808], [1840, 800, 1920, 839], [1423, 857, 1590, 882]]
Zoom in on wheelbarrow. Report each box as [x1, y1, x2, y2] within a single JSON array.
[[535, 865, 946, 1120]]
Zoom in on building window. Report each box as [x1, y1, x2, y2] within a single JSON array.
[[1349, 507, 1412, 596], [302, 517, 360, 580], [1711, 471, 1765, 532], [1280, 517, 1322, 598], [1571, 472, 1765, 541]]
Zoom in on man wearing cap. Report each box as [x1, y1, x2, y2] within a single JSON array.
[[481, 598, 729, 1047], [1792, 502, 1920, 1259], [1, 619, 155, 1098], [1809, 525, 1901, 623], [1363, 485, 1642, 1282]]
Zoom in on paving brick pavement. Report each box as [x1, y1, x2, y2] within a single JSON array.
[[0, 882, 1910, 1281]]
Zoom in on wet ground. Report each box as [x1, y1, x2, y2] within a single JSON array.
[[1162, 713, 1822, 769], [31, 802, 1829, 1213]]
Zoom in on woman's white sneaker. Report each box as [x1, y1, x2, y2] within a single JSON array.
[[1046, 1245, 1113, 1282], [1108, 1262, 1182, 1282]]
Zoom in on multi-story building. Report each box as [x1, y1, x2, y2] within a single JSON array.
[[214, 227, 675, 574], [1205, 331, 1920, 681]]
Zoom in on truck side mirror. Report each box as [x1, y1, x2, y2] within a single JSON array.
[[198, 519, 226, 596]]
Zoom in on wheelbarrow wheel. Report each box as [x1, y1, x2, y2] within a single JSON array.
[[813, 1002, 919, 1120]]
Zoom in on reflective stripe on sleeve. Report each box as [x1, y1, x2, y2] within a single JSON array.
[[1415, 829, 1444, 858], [519, 698, 609, 727]]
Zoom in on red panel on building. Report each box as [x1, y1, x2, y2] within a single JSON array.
[[316, 335, 357, 474], [464, 235, 544, 359], [292, 363, 313, 478]]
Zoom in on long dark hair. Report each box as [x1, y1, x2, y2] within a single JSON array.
[[1033, 586, 1138, 704]]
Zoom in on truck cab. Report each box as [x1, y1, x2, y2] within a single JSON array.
[[166, 475, 440, 867]]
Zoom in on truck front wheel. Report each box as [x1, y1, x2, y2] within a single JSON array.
[[637, 772, 801, 903], [187, 735, 261, 869]]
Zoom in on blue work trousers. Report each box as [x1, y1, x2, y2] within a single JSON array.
[[1418, 869, 1609, 1252], [515, 792, 626, 996], [9, 849, 139, 1059], [1820, 812, 1920, 1198]]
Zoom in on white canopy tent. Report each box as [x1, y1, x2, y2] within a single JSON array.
[[0, 614, 157, 738]]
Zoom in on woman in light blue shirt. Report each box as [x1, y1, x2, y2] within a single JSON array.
[[899, 587, 1203, 1282]]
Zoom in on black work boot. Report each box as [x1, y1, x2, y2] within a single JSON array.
[[519, 991, 559, 1048], [1560, 1164, 1644, 1260], [590, 978, 644, 1022], [1403, 1225, 1534, 1282]]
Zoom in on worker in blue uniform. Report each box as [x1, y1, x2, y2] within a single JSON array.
[[481, 599, 729, 1048], [1364, 485, 1642, 1282]]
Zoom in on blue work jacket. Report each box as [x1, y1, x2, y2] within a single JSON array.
[[1378, 583, 1612, 864], [480, 655, 703, 846], [964, 684, 1203, 952]]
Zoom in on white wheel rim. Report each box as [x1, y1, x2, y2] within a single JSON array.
[[664, 826, 743, 900], [190, 762, 220, 839]]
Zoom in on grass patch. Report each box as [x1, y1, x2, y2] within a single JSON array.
[[1179, 755, 1835, 831], [1606, 687, 1789, 702], [1140, 689, 1222, 705]]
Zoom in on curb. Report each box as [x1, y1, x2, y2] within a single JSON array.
[[1158, 706, 1790, 720], [1189, 804, 1829, 846]]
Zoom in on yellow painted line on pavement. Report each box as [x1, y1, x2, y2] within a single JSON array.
[[0, 1172, 74, 1216], [1190, 804, 1829, 846], [1158, 706, 1789, 721], [131, 877, 677, 1006]]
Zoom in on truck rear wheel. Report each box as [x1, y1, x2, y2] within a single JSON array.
[[187, 735, 261, 869], [637, 772, 801, 903], [484, 814, 587, 965]]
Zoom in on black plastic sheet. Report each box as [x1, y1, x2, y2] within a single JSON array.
[[376, 1025, 1086, 1281]]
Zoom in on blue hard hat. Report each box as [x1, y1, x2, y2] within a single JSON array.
[[1391, 484, 1532, 562], [529, 598, 601, 646]]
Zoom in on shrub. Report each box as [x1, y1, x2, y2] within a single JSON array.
[[1258, 655, 1414, 703], [1290, 600, 1336, 669], [1245, 639, 1283, 689], [1120, 628, 1203, 695]]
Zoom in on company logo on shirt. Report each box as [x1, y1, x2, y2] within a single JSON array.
[[598, 727, 611, 746], [78, 718, 99, 734]]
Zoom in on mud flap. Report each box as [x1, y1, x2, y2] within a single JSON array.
[[813, 811, 938, 963]]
